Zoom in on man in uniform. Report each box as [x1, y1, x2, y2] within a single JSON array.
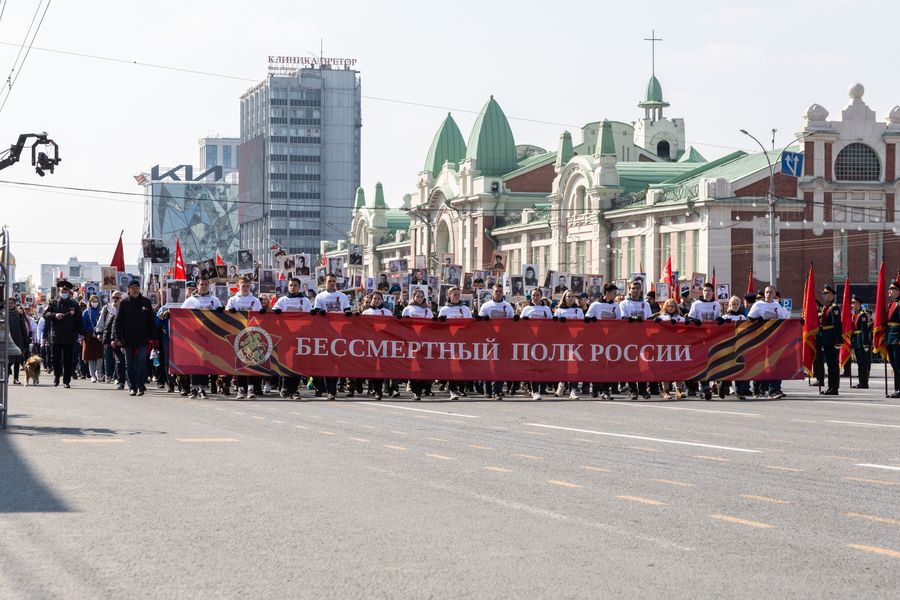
[[849, 295, 871, 389], [886, 281, 900, 398], [817, 285, 843, 395], [44, 280, 82, 388]]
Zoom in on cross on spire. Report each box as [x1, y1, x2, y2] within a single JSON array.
[[644, 29, 662, 76]]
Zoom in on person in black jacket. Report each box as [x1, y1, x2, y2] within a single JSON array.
[[6, 298, 29, 384], [44, 280, 83, 388], [112, 280, 156, 396]]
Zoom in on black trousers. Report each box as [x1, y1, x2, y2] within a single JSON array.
[[820, 344, 840, 391], [856, 348, 871, 386], [888, 345, 900, 392], [51, 343, 75, 384]]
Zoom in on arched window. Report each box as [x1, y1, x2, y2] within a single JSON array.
[[575, 186, 586, 213], [834, 143, 880, 181], [657, 140, 671, 159]]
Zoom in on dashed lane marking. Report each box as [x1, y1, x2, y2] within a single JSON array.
[[855, 463, 900, 472], [60, 438, 124, 444], [515, 454, 544, 461], [844, 477, 900, 486], [426, 453, 455, 461], [598, 403, 761, 417], [271, 420, 285, 424], [426, 437, 448, 442], [695, 455, 729, 462], [791, 419, 817, 424], [348, 437, 369, 443], [526, 431, 550, 436], [469, 444, 494, 450], [828, 420, 900, 429], [709, 514, 774, 529], [741, 494, 788, 505], [617, 496, 666, 506], [391, 431, 408, 436], [845, 512, 900, 526], [548, 480, 582, 489], [823, 455, 858, 462], [630, 446, 663, 453], [654, 479, 693, 487], [581, 466, 611, 472], [360, 425, 377, 430], [526, 423, 760, 453], [483, 466, 511, 473], [319, 431, 336, 436], [574, 437, 601, 444], [815, 400, 900, 409], [176, 438, 240, 443], [384, 444, 407, 451], [847, 544, 900, 559], [357, 401, 479, 418], [766, 465, 803, 472], [251, 416, 266, 421], [294, 425, 309, 430], [336, 420, 352, 424]]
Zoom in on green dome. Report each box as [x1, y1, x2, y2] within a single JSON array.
[[424, 113, 466, 175], [639, 75, 670, 108], [465, 96, 518, 176]]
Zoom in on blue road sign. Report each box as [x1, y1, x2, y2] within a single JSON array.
[[781, 151, 804, 177], [781, 298, 793, 311]]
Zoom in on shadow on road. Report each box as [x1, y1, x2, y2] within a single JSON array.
[[0, 416, 70, 513]]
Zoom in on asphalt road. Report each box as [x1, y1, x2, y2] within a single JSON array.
[[1, 374, 899, 599]]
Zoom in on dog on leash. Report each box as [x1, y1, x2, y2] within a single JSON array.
[[23, 356, 42, 386]]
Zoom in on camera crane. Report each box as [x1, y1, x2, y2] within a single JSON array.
[[0, 132, 60, 175]]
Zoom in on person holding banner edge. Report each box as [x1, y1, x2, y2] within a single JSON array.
[[886, 281, 900, 398]]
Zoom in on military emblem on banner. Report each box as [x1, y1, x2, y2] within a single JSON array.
[[228, 316, 281, 370]]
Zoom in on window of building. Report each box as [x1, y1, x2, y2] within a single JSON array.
[[869, 231, 883, 280], [223, 146, 232, 169], [575, 241, 586, 273], [834, 143, 880, 181], [677, 231, 686, 273], [575, 187, 586, 213], [613, 237, 623, 279], [661, 232, 671, 271], [692, 230, 700, 274], [833, 230, 848, 278], [205, 145, 217, 169], [657, 140, 670, 159], [626, 237, 635, 277]]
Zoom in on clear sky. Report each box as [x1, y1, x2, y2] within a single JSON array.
[[3, 0, 896, 284]]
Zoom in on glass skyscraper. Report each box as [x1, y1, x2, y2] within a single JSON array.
[[239, 65, 361, 265]]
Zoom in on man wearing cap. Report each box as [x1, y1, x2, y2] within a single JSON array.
[[817, 285, 843, 395], [112, 279, 156, 396], [849, 295, 871, 389], [44, 280, 83, 388], [886, 281, 900, 397]]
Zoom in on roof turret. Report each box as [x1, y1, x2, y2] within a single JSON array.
[[373, 182, 387, 209], [424, 113, 466, 175], [354, 187, 366, 210], [465, 96, 518, 176], [639, 75, 669, 108], [555, 131, 573, 168], [599, 120, 616, 157]]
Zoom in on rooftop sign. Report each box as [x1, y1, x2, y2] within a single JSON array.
[[267, 56, 358, 75]]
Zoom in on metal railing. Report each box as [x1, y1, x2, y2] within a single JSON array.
[[1, 226, 9, 429]]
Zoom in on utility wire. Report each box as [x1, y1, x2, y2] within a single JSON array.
[[0, 0, 52, 114]]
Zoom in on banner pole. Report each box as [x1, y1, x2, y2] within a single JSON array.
[[885, 358, 889, 398]]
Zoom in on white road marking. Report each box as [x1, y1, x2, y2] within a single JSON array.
[[526, 423, 761, 453], [598, 403, 760, 417], [855, 463, 900, 472], [814, 400, 900, 409], [357, 401, 479, 419], [828, 420, 900, 429]]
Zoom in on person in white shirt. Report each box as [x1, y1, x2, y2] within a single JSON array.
[[226, 276, 262, 399], [436, 287, 471, 401], [401, 288, 433, 401], [311, 274, 348, 400], [360, 291, 392, 401], [519, 288, 553, 320], [747, 285, 789, 400], [586, 283, 623, 400], [180, 276, 223, 398], [720, 295, 751, 401], [554, 290, 585, 400], [477, 284, 513, 400], [687, 283, 722, 324], [654, 298, 686, 400], [620, 279, 652, 400], [272, 277, 312, 400]]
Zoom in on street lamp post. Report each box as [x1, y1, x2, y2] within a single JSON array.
[[739, 129, 814, 291]]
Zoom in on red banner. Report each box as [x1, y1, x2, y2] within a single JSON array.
[[168, 310, 803, 382]]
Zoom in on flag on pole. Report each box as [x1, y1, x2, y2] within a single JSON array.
[[801, 263, 818, 376], [215, 251, 224, 266], [173, 238, 186, 280], [746, 267, 754, 295], [873, 258, 887, 357], [711, 267, 716, 289], [110, 231, 125, 272], [133, 173, 148, 185], [663, 255, 674, 289], [839, 275, 852, 370]]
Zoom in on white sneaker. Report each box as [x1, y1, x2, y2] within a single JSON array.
[[555, 382, 565, 397], [247, 392, 256, 399], [449, 392, 459, 401], [235, 391, 245, 399], [90, 377, 97, 383], [532, 392, 541, 401], [569, 390, 578, 400]]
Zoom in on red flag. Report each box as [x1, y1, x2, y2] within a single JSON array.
[[663, 255, 674, 289], [321, 254, 327, 267], [215, 251, 224, 266], [711, 267, 716, 289], [746, 267, 754, 295], [801, 264, 818, 376], [173, 239, 186, 280], [110, 231, 125, 272], [873, 258, 887, 357], [133, 173, 147, 185], [839, 275, 852, 369]]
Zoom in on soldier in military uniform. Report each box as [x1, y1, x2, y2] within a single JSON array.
[[886, 281, 900, 398], [850, 295, 871, 389], [817, 285, 843, 395]]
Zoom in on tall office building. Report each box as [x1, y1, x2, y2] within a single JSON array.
[[239, 64, 361, 265]]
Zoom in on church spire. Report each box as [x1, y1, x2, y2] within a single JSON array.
[[639, 29, 669, 121]]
